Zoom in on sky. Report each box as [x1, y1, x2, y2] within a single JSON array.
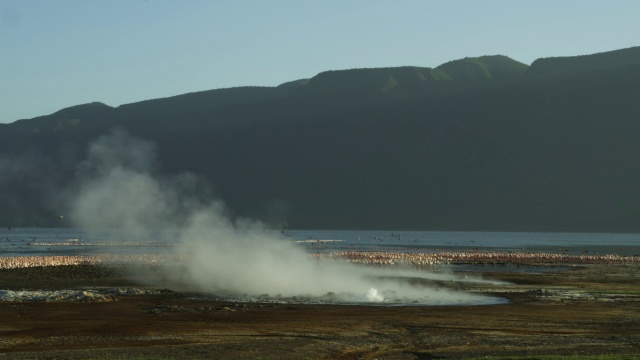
[[1, 0, 639, 124]]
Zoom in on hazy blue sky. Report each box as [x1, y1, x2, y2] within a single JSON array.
[[1, 0, 639, 123]]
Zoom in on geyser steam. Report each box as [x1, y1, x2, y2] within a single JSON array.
[[67, 129, 503, 305]]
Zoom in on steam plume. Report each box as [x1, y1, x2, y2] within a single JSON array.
[[67, 129, 503, 305]]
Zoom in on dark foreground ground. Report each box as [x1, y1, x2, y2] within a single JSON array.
[[0, 261, 639, 359]]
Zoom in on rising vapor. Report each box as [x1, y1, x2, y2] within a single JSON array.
[[67, 129, 504, 305]]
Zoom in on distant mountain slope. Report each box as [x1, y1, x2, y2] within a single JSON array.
[[527, 46, 640, 77], [305, 66, 450, 92], [11, 102, 115, 131], [117, 86, 279, 115], [2, 46, 640, 231], [436, 55, 528, 80]]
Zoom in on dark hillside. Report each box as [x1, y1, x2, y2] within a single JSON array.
[[117, 86, 279, 116], [527, 46, 640, 77], [1, 46, 640, 231], [436, 55, 528, 80], [292, 66, 457, 102], [0, 102, 117, 154]]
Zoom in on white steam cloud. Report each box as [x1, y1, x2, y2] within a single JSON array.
[[67, 129, 504, 305]]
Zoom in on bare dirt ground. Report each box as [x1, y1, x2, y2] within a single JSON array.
[[0, 262, 639, 359]]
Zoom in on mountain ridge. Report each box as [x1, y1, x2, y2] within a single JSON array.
[[8, 46, 638, 125], [2, 46, 640, 231], [527, 46, 640, 77]]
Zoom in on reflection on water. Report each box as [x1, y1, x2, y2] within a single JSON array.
[[0, 228, 179, 257], [287, 230, 640, 256], [0, 228, 639, 257]]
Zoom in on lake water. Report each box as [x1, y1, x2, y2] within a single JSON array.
[[1, 228, 639, 257]]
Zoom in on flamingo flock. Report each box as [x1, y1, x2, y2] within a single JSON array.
[[0, 254, 187, 269], [312, 250, 640, 269], [0, 250, 637, 270]]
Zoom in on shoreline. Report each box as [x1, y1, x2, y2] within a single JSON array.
[[1, 249, 638, 270], [0, 257, 639, 358]]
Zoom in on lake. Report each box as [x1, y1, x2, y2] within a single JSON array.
[[1, 228, 639, 257]]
